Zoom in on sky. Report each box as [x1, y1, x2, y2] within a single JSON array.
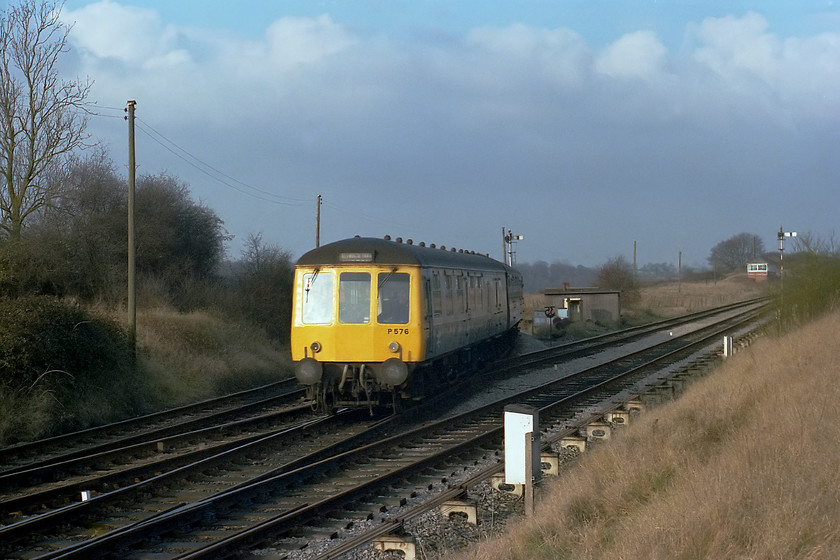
[[46, 0, 840, 267]]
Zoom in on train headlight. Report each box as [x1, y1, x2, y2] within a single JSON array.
[[381, 358, 408, 386], [295, 357, 323, 385], [388, 341, 401, 353], [310, 341, 322, 353]]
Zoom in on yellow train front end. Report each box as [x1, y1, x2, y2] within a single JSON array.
[[291, 260, 426, 409]]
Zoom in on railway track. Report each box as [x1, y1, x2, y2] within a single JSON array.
[[0, 300, 768, 559], [0, 378, 304, 471]]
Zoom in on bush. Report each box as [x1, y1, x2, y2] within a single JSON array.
[[597, 255, 641, 306], [0, 296, 142, 443], [775, 253, 840, 327]]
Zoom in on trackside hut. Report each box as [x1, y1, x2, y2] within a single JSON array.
[[747, 262, 776, 282], [544, 287, 621, 324]]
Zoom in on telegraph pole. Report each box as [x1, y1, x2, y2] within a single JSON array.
[[678, 251, 682, 293], [633, 240, 637, 281], [126, 100, 137, 357], [315, 194, 322, 248]]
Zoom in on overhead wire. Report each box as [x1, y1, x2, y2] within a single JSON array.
[[134, 117, 310, 207], [87, 103, 432, 238], [320, 199, 428, 238], [85, 105, 302, 205]]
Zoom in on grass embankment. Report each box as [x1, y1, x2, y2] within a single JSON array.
[[634, 274, 766, 318], [446, 309, 840, 560], [134, 307, 291, 402], [0, 302, 292, 445]]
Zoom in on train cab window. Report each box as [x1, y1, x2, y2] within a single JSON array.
[[377, 272, 409, 324], [339, 272, 371, 324], [301, 272, 334, 324]]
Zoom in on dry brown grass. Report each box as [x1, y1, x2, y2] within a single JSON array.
[[635, 274, 768, 317], [446, 309, 840, 560], [134, 307, 293, 406], [0, 304, 293, 444], [523, 274, 768, 336]]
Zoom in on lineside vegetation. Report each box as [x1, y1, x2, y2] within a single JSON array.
[[441, 255, 840, 560]]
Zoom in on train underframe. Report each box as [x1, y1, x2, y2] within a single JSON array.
[[305, 328, 519, 415]]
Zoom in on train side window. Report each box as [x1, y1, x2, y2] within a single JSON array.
[[456, 275, 466, 313], [431, 272, 442, 316], [445, 274, 454, 316], [339, 272, 371, 324], [377, 272, 410, 324], [301, 272, 334, 324]]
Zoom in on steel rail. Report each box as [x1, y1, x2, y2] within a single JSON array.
[[22, 304, 766, 559], [0, 379, 302, 469], [301, 308, 768, 559], [0, 402, 317, 517], [0, 410, 392, 548], [0, 381, 304, 475]]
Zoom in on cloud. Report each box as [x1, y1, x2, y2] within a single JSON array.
[[62, 2, 358, 123], [693, 12, 778, 84], [62, 0, 187, 67], [690, 12, 840, 117], [56, 4, 840, 265], [595, 31, 667, 78], [263, 15, 356, 68], [465, 23, 591, 88]]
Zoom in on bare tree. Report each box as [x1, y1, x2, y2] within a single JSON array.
[[708, 232, 765, 272], [792, 231, 839, 258], [237, 232, 293, 340], [596, 255, 640, 305], [0, 0, 91, 240]]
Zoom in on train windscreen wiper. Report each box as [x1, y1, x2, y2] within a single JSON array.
[[377, 267, 398, 289], [304, 268, 320, 303]]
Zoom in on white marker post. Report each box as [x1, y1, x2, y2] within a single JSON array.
[[504, 404, 541, 516], [723, 335, 733, 357]]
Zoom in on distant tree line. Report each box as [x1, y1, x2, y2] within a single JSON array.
[[516, 261, 597, 292], [517, 257, 702, 293]]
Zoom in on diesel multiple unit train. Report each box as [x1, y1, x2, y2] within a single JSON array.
[[291, 236, 524, 411]]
